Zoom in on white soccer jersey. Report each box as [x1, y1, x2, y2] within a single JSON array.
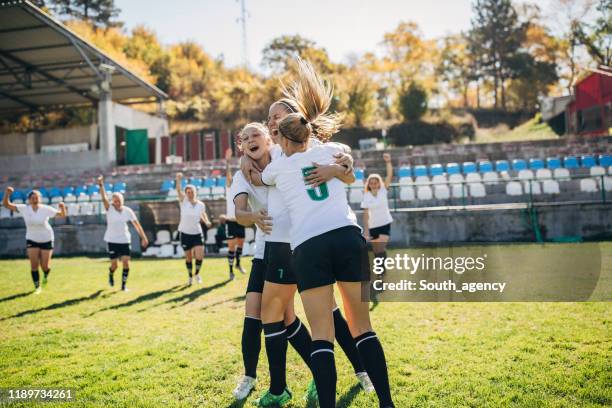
[[104, 206, 137, 244], [261, 143, 360, 249], [178, 198, 206, 235], [361, 186, 393, 229], [14, 204, 58, 243], [266, 144, 291, 243], [230, 170, 268, 259], [226, 182, 236, 220]]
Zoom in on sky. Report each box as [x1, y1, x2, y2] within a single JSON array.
[[114, 0, 476, 71]]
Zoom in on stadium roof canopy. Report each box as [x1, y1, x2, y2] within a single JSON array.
[[0, 0, 167, 116]]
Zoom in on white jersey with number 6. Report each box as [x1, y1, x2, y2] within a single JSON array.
[[261, 143, 359, 250]]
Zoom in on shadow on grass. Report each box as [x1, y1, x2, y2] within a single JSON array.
[[88, 284, 187, 316], [0, 290, 34, 303], [226, 398, 247, 408], [201, 294, 246, 310], [337, 384, 361, 408], [163, 279, 232, 308], [1, 290, 104, 321]]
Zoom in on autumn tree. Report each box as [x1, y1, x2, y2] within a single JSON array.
[[261, 35, 334, 74], [51, 0, 122, 28]]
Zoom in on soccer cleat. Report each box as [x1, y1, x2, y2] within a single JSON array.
[[121, 286, 129, 292], [237, 265, 246, 274], [253, 388, 292, 407], [35, 287, 42, 295], [356, 371, 375, 393], [196, 275, 202, 284], [303, 380, 318, 403], [188, 276, 193, 286], [232, 375, 256, 400]]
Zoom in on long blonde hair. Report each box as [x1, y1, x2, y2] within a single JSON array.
[[278, 58, 342, 143], [365, 174, 384, 193]]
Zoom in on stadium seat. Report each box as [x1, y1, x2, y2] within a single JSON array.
[[506, 181, 523, 196], [211, 186, 225, 197], [158, 244, 174, 258], [355, 168, 365, 180], [352, 179, 365, 187], [581, 155, 596, 168], [580, 178, 598, 193], [160, 179, 174, 192], [77, 193, 90, 203], [469, 183, 486, 198], [553, 168, 570, 180], [64, 194, 77, 203], [80, 202, 94, 215], [599, 154, 612, 167], [535, 169, 552, 180], [0, 207, 11, 218], [528, 158, 544, 170], [434, 185, 450, 199], [174, 245, 185, 258], [429, 164, 444, 176], [448, 173, 464, 184], [414, 175, 430, 185], [414, 165, 428, 177], [349, 189, 363, 204], [590, 166, 605, 177], [167, 189, 178, 199], [465, 173, 481, 183], [203, 178, 215, 188], [546, 157, 561, 169], [523, 181, 541, 195], [512, 159, 527, 171], [197, 187, 211, 197], [188, 178, 202, 187], [451, 184, 466, 198], [67, 203, 80, 216], [398, 166, 412, 178], [155, 230, 171, 245], [563, 156, 579, 169], [216, 177, 227, 187], [399, 186, 415, 201], [432, 175, 447, 185], [603, 177, 612, 191], [142, 246, 160, 257], [245, 227, 255, 242], [518, 169, 534, 181], [205, 229, 216, 245], [462, 162, 477, 174], [446, 163, 460, 175], [482, 172, 499, 185], [113, 182, 127, 193], [542, 180, 560, 194], [90, 201, 101, 214], [416, 186, 433, 200], [495, 160, 510, 172], [399, 177, 413, 185], [241, 242, 253, 257], [478, 161, 493, 173], [87, 185, 100, 195]]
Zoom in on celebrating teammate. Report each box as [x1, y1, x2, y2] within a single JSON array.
[[2, 187, 66, 294], [259, 59, 395, 408], [362, 153, 394, 269], [225, 149, 246, 279], [98, 176, 148, 291], [176, 172, 211, 285]]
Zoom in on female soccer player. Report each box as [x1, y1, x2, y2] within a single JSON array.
[[2, 186, 66, 294], [97, 176, 148, 291], [362, 153, 394, 268], [225, 149, 246, 279], [175, 172, 211, 285], [260, 59, 394, 408]]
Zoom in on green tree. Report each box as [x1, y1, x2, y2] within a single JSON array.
[[437, 34, 478, 107], [261, 35, 334, 73], [398, 82, 428, 121], [572, 0, 611, 66], [123, 26, 172, 92], [51, 0, 122, 28]]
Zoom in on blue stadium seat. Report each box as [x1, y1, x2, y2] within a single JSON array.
[[529, 158, 544, 170], [414, 165, 428, 177], [49, 187, 62, 198], [355, 168, 365, 180], [446, 163, 460, 175], [103, 182, 113, 192], [37, 188, 49, 198], [563, 156, 579, 169], [113, 182, 127, 193], [160, 180, 174, 192], [398, 166, 412, 178], [546, 157, 561, 169], [512, 159, 527, 171], [74, 185, 87, 196], [203, 178, 215, 188], [581, 155, 596, 168], [87, 185, 100, 195], [599, 154, 612, 167], [495, 160, 510, 172], [462, 162, 477, 174], [478, 161, 493, 173], [11, 190, 24, 201], [189, 178, 203, 187], [63, 186, 75, 196], [216, 176, 227, 187], [429, 164, 444, 176]]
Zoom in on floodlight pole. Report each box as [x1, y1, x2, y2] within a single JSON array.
[[98, 64, 116, 167]]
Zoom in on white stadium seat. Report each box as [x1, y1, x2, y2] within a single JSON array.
[[603, 177, 612, 191], [535, 169, 552, 180], [174, 245, 185, 258], [244, 227, 255, 242], [205, 229, 216, 244], [51, 196, 63, 203], [80, 202, 94, 215], [63, 195, 76, 203], [211, 186, 225, 197], [349, 189, 363, 204], [351, 179, 364, 187], [67, 203, 80, 216], [197, 187, 210, 197], [499, 171, 511, 181], [399, 177, 412, 185], [167, 189, 178, 198], [518, 169, 534, 181], [434, 185, 450, 199], [13, 199, 24, 204], [155, 230, 171, 245], [241, 242, 253, 256], [416, 186, 433, 200], [451, 184, 466, 198], [448, 173, 464, 184], [0, 207, 12, 218], [608, 166, 612, 175], [482, 172, 499, 185], [399, 186, 415, 201], [506, 181, 523, 196], [553, 168, 570, 180], [590, 166, 605, 177], [580, 178, 598, 192], [522, 181, 541, 195], [142, 246, 160, 257], [157, 244, 174, 258], [469, 183, 486, 197], [465, 173, 481, 183], [542, 180, 560, 194], [432, 175, 446, 185], [415, 176, 430, 185], [77, 193, 90, 202]]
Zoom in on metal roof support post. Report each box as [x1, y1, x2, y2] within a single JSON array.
[[156, 97, 166, 165], [98, 64, 115, 166]]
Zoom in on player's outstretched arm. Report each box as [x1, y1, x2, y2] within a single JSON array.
[[2, 186, 17, 212]]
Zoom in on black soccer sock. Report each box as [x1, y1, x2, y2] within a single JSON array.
[[185, 261, 193, 278], [286, 317, 313, 371], [31, 270, 40, 288], [333, 307, 365, 374], [43, 268, 50, 279], [355, 332, 394, 408], [235, 246, 242, 266], [194, 259, 202, 276], [122, 268, 129, 289], [227, 251, 235, 273], [263, 321, 288, 395], [311, 340, 336, 408], [242, 317, 262, 378]]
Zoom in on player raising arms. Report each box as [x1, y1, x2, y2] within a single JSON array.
[[3, 187, 66, 294], [98, 176, 148, 291], [175, 173, 212, 285], [259, 59, 395, 408]]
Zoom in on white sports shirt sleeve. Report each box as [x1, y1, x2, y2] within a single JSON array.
[[230, 170, 268, 259]]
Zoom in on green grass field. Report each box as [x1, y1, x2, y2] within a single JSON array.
[[0, 246, 610, 407]]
